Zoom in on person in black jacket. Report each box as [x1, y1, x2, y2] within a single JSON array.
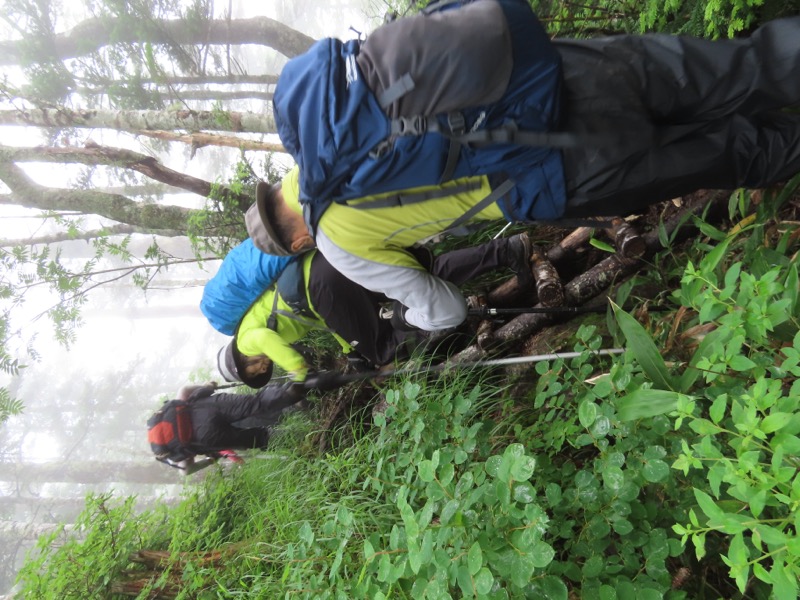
[[152, 380, 306, 475]]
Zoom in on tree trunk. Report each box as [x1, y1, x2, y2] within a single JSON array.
[[0, 460, 189, 485], [0, 107, 276, 134], [124, 74, 279, 86], [0, 520, 74, 541], [78, 87, 274, 103], [0, 224, 187, 247], [92, 183, 186, 197], [0, 142, 250, 209], [132, 130, 285, 155], [166, 90, 274, 102], [0, 161, 199, 231], [0, 17, 315, 66]]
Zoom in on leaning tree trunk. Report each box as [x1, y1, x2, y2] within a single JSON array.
[[132, 130, 286, 156], [0, 16, 315, 66], [0, 224, 187, 247], [0, 161, 199, 232], [0, 142, 251, 210], [0, 107, 277, 134]]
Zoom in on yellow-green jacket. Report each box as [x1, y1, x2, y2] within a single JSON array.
[[235, 250, 352, 380], [281, 166, 504, 331]]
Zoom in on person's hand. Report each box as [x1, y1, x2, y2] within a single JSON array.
[[304, 370, 345, 392], [345, 352, 373, 373], [389, 301, 418, 332], [217, 450, 245, 465], [204, 380, 219, 390], [281, 380, 308, 399]]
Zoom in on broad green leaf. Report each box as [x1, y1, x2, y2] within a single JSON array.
[[761, 412, 791, 434], [578, 400, 598, 428], [771, 560, 799, 600], [400, 500, 419, 541], [614, 388, 684, 421], [785, 264, 798, 314], [377, 554, 392, 582], [727, 533, 750, 593], [642, 459, 670, 482], [363, 539, 374, 560], [457, 564, 473, 597], [613, 519, 634, 535], [408, 537, 421, 574], [582, 555, 604, 578], [411, 577, 428, 600], [440, 500, 459, 525], [529, 540, 556, 568], [589, 237, 615, 253], [602, 466, 625, 492], [418, 460, 435, 482], [612, 302, 675, 390], [534, 576, 569, 600], [510, 455, 536, 481], [680, 326, 729, 392], [468, 542, 483, 575], [419, 529, 433, 567], [709, 393, 728, 423], [694, 488, 724, 521], [512, 481, 536, 504], [474, 568, 494, 595], [729, 355, 756, 372], [754, 524, 787, 546]]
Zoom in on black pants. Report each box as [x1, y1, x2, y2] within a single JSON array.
[[308, 238, 516, 366], [188, 387, 300, 453], [557, 17, 800, 217]]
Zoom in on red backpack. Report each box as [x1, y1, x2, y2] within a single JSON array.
[[147, 400, 194, 466]]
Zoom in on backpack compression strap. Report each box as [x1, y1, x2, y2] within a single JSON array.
[[375, 67, 582, 186], [342, 180, 482, 210]]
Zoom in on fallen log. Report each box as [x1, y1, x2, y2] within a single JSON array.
[[605, 217, 647, 259], [530, 245, 564, 307], [545, 226, 594, 264], [450, 191, 729, 364]]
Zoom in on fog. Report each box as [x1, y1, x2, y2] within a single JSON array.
[[0, 0, 384, 593]]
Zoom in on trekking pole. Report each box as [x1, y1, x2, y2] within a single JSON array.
[[214, 374, 293, 390], [303, 348, 625, 390], [468, 303, 673, 317]]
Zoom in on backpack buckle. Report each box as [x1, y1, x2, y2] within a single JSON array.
[[391, 115, 426, 136], [447, 112, 465, 136]]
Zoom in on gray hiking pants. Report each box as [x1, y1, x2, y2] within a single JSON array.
[[557, 16, 800, 217]]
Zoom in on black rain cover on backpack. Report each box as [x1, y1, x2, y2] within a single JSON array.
[[147, 400, 194, 465]]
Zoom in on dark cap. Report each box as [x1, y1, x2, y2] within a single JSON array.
[[246, 182, 293, 256], [216, 340, 274, 389]]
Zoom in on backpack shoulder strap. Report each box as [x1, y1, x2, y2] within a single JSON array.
[[276, 259, 315, 320]]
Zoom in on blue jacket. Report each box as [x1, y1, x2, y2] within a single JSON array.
[[200, 239, 294, 335]]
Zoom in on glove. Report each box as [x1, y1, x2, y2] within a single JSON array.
[[345, 352, 373, 373], [389, 301, 419, 333], [281, 381, 308, 400], [304, 370, 345, 392]]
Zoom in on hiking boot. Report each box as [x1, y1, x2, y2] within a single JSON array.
[[506, 232, 534, 288]]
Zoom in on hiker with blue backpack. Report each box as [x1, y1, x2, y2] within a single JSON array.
[[147, 379, 307, 474], [248, 0, 800, 332], [209, 232, 535, 389]]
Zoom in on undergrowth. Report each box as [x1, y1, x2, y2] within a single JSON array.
[[15, 178, 800, 599]]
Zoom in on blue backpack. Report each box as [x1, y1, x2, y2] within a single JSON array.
[[201, 239, 295, 335], [272, 0, 570, 232]]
